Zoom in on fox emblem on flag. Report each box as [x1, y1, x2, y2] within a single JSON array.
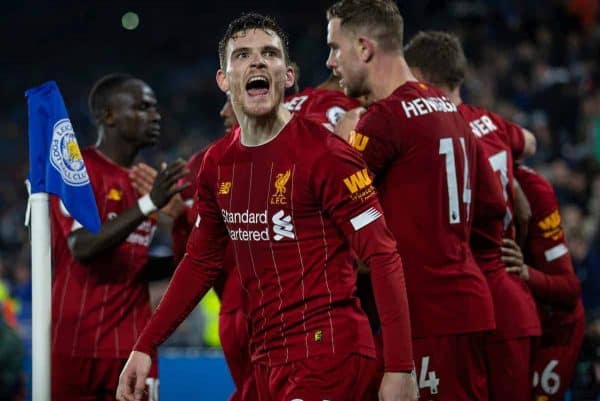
[[26, 80, 100, 233], [50, 119, 89, 186]]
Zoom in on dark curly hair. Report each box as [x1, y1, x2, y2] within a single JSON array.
[[218, 12, 290, 68]]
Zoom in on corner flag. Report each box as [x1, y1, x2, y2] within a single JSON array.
[[26, 80, 100, 232]]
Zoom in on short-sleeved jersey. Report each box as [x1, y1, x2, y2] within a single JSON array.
[[352, 81, 494, 338], [460, 104, 541, 339], [51, 147, 157, 358], [284, 87, 360, 132], [515, 165, 584, 330], [172, 133, 244, 313]]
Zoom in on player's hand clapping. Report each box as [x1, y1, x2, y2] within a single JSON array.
[[130, 160, 189, 218], [116, 351, 151, 401]]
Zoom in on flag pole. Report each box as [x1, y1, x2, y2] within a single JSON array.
[[29, 193, 51, 401]]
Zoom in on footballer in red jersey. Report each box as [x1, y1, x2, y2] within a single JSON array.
[[404, 31, 541, 401], [117, 13, 417, 401], [51, 74, 187, 401], [327, 3, 494, 400], [284, 74, 360, 131], [505, 165, 584, 401]]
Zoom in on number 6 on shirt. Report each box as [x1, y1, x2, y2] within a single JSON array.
[[439, 137, 472, 224]]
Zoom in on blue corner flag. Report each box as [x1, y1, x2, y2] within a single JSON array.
[[26, 81, 101, 233]]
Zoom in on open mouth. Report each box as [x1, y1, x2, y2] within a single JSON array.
[[245, 76, 270, 97]]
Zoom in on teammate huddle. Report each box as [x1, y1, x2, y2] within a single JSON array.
[[49, 1, 583, 401]]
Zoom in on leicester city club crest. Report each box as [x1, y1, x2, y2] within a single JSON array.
[[49, 118, 89, 186]]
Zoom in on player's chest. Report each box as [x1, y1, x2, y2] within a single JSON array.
[[214, 161, 318, 235], [216, 159, 316, 204], [95, 174, 137, 215]]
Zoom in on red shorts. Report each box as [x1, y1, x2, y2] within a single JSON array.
[[51, 354, 159, 401], [533, 317, 585, 401], [254, 353, 377, 401], [219, 309, 257, 401], [410, 333, 488, 401], [485, 336, 535, 401]]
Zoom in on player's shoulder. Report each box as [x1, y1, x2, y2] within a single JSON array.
[[202, 128, 239, 164], [289, 87, 316, 99], [313, 88, 360, 109], [187, 147, 207, 169], [515, 165, 551, 191], [284, 87, 315, 111], [81, 146, 100, 164], [291, 114, 335, 140], [458, 102, 484, 118], [80, 146, 116, 174], [515, 165, 557, 209], [292, 114, 351, 152]]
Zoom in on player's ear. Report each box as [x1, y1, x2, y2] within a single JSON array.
[[103, 107, 115, 127], [284, 64, 295, 89], [357, 36, 375, 63], [216, 69, 229, 93]]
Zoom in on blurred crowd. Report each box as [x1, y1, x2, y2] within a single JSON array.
[[1, 0, 599, 399]]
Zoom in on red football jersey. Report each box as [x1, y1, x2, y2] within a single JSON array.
[[284, 87, 360, 132], [135, 116, 413, 371], [515, 165, 584, 329], [51, 147, 157, 358], [459, 103, 541, 339], [352, 81, 494, 338]]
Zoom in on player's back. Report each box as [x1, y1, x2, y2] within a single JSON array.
[[459, 103, 541, 340], [284, 87, 360, 131], [353, 82, 494, 337], [460, 104, 516, 268]]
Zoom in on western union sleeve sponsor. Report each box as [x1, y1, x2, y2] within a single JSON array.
[[343, 168, 372, 194], [537, 210, 563, 240]]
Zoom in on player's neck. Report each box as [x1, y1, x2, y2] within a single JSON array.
[[238, 105, 292, 147], [426, 84, 462, 106], [366, 54, 416, 105], [95, 128, 138, 168], [448, 87, 462, 106]]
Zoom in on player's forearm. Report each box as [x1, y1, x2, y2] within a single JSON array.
[[351, 219, 414, 371], [520, 128, 537, 160], [134, 253, 221, 356], [68, 205, 148, 263], [526, 264, 581, 309]]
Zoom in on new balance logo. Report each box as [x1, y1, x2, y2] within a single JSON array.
[[272, 210, 295, 241]]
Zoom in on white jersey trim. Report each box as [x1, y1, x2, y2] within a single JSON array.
[[350, 207, 382, 231], [544, 243, 568, 262]]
